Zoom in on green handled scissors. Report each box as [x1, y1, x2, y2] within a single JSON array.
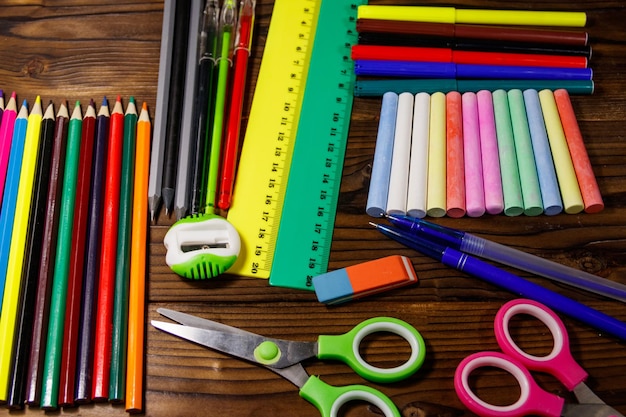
[[152, 308, 426, 417]]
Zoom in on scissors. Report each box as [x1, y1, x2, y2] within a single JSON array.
[[152, 308, 426, 417], [454, 298, 625, 417]]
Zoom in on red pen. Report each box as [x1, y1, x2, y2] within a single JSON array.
[[218, 0, 255, 210]]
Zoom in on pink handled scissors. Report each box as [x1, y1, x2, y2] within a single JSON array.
[[454, 299, 625, 417]]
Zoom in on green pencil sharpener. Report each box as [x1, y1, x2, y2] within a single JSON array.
[[163, 213, 241, 279]]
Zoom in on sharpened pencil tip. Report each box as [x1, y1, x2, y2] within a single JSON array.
[[102, 96, 108, 106]]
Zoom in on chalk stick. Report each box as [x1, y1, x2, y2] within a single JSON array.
[[313, 255, 418, 305], [426, 92, 446, 217], [492, 90, 524, 216], [407, 92, 430, 218], [462, 92, 485, 217], [538, 89, 584, 214], [386, 93, 414, 215], [523, 89, 563, 215], [477, 90, 503, 215], [553, 89, 603, 213], [367, 92, 399, 217], [445, 91, 465, 218]]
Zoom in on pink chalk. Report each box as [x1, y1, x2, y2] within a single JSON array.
[[462, 92, 485, 217], [477, 90, 504, 215]]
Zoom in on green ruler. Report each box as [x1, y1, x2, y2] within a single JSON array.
[[269, 0, 365, 290]]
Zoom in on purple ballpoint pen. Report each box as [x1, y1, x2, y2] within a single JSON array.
[[371, 222, 626, 342], [386, 213, 626, 304]]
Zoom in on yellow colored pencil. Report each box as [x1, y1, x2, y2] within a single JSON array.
[[0, 96, 44, 398], [125, 102, 150, 413]]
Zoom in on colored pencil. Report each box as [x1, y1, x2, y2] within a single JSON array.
[[218, 0, 255, 210], [355, 19, 589, 46], [93, 96, 124, 401], [7, 101, 55, 409], [149, 0, 176, 221], [109, 97, 137, 402], [161, 0, 192, 218], [351, 45, 588, 68], [57, 100, 96, 407], [554, 89, 603, 213], [40, 101, 82, 410], [75, 97, 110, 404], [445, 91, 465, 218], [0, 96, 42, 401], [0, 100, 28, 318], [26, 102, 69, 405], [126, 102, 151, 413], [0, 92, 18, 204]]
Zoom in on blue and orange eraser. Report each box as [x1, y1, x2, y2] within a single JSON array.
[[312, 255, 418, 305]]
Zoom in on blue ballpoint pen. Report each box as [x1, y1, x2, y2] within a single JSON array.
[[371, 222, 626, 342], [386, 213, 626, 304]]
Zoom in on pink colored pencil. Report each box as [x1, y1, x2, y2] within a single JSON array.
[[553, 89, 603, 213], [477, 90, 504, 215], [0, 92, 18, 203], [445, 91, 465, 218], [462, 92, 485, 217]]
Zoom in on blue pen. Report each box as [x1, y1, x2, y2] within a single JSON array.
[[386, 213, 626, 304], [371, 222, 626, 342], [354, 59, 593, 80]]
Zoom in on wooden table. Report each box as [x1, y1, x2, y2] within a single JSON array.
[[1, 1, 626, 416]]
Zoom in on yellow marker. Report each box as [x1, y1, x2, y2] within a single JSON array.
[[0, 96, 44, 397], [357, 5, 586, 27], [426, 92, 447, 218], [538, 89, 584, 214]]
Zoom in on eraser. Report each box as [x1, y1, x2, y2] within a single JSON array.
[[313, 255, 418, 305]]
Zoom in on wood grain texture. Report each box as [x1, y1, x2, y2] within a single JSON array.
[[1, 0, 626, 416]]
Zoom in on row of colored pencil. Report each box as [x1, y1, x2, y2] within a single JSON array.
[[352, 6, 596, 96], [366, 88, 603, 219], [0, 91, 150, 412]]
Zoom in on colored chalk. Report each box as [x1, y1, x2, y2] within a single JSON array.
[[554, 89, 603, 213], [492, 90, 524, 216], [538, 89, 584, 214], [426, 92, 446, 217], [523, 89, 563, 215], [477, 90, 504, 214], [462, 92, 485, 217], [445, 91, 465, 218], [367, 92, 398, 217], [313, 255, 418, 304], [406, 92, 430, 218], [507, 89, 543, 216], [386, 92, 413, 215]]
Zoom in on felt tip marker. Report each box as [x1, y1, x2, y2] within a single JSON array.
[[385, 214, 626, 304], [371, 222, 626, 342]]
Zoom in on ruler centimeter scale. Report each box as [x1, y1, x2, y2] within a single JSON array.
[[227, 0, 365, 289]]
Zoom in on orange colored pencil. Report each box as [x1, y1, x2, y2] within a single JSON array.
[[92, 96, 124, 400], [125, 102, 150, 413]]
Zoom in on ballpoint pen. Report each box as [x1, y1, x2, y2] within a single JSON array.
[[386, 213, 626, 303], [370, 222, 626, 342], [205, 0, 236, 211], [218, 0, 256, 210], [189, 0, 220, 215]]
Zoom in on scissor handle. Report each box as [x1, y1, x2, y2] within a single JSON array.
[[300, 375, 401, 417], [454, 351, 565, 417], [494, 299, 587, 390], [317, 317, 425, 383]]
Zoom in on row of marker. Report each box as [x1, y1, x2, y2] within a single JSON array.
[[366, 88, 603, 218]]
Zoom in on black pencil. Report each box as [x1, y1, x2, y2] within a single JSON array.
[[7, 101, 56, 409], [25, 101, 69, 405]]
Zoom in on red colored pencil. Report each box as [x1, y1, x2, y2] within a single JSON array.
[[351, 44, 587, 68], [58, 100, 96, 407], [92, 96, 124, 401]]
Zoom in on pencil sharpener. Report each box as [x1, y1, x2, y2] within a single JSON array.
[[163, 213, 241, 279]]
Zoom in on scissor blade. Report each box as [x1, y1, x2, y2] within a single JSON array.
[[561, 403, 625, 417], [156, 308, 258, 337], [573, 383, 608, 405], [151, 320, 317, 369]]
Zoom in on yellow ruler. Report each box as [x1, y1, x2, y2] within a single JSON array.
[[227, 0, 363, 283]]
